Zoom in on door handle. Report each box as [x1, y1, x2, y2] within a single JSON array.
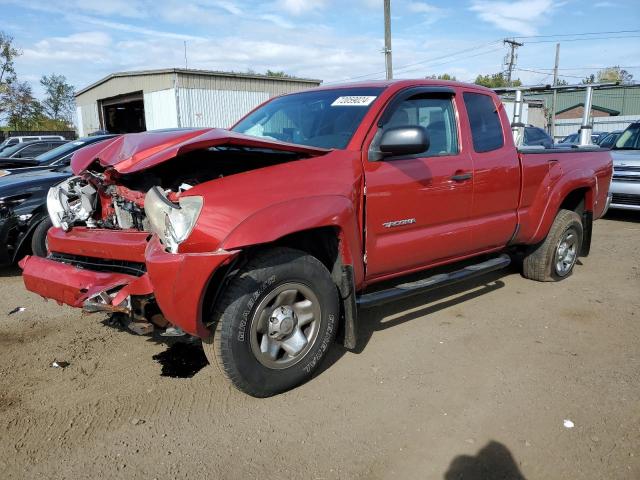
[[451, 172, 473, 182]]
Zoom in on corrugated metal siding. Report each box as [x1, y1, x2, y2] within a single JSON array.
[[525, 86, 640, 115], [177, 73, 319, 97], [75, 73, 175, 105], [143, 89, 179, 130], [555, 114, 639, 138], [75, 106, 84, 137], [78, 103, 101, 137], [177, 88, 270, 128]]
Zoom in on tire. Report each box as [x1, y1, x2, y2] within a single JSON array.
[[202, 247, 339, 397], [522, 209, 583, 282], [31, 217, 52, 258]]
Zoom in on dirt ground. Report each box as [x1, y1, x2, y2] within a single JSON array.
[[1, 211, 639, 480]]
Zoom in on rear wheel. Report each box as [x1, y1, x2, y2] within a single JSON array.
[[202, 248, 339, 397], [522, 209, 583, 282], [31, 217, 52, 258]]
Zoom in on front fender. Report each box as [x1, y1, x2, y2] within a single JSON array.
[[221, 195, 364, 285]]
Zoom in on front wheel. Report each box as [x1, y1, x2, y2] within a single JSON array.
[[31, 217, 52, 258], [522, 209, 583, 282], [202, 248, 339, 397]]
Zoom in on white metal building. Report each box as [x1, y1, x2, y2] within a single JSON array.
[[74, 69, 322, 136]]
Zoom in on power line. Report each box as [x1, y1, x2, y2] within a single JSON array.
[[513, 29, 640, 39], [518, 65, 640, 71], [323, 41, 502, 84], [526, 34, 640, 44]]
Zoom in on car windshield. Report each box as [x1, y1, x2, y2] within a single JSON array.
[[614, 124, 640, 150], [34, 139, 88, 163], [232, 87, 385, 149], [0, 143, 30, 157]]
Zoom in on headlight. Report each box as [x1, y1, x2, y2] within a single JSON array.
[[144, 186, 203, 253], [47, 183, 66, 228], [0, 170, 10, 178]]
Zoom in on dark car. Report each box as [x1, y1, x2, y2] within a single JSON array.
[[0, 140, 68, 160], [560, 131, 607, 145], [0, 166, 73, 266], [597, 130, 623, 149], [522, 126, 553, 148], [0, 135, 117, 173], [0, 135, 119, 266]]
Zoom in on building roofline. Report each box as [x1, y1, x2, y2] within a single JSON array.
[[75, 68, 323, 97], [556, 102, 620, 116]]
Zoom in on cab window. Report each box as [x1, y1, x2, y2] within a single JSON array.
[[463, 92, 504, 153]]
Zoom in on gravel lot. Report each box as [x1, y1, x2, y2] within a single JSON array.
[[1, 211, 639, 480]]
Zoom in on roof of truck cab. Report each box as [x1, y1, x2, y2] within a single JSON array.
[[303, 78, 495, 93]]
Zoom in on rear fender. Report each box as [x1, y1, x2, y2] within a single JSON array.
[[221, 195, 364, 286], [526, 170, 596, 245]]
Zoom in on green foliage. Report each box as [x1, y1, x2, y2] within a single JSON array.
[[426, 73, 457, 81], [0, 31, 20, 85], [265, 70, 292, 78], [582, 67, 634, 85], [1, 81, 42, 129], [474, 72, 522, 88], [40, 74, 75, 123]]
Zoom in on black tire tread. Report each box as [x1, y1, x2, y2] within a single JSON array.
[[202, 247, 336, 397], [30, 217, 52, 258], [522, 209, 582, 282]]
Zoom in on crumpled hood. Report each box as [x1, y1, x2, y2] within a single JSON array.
[[71, 128, 331, 175]]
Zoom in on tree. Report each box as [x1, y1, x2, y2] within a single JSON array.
[[0, 31, 21, 122], [40, 74, 75, 124], [0, 31, 20, 85], [2, 81, 42, 129], [582, 67, 634, 85], [597, 66, 633, 84], [426, 73, 457, 80], [265, 70, 292, 78], [556, 79, 569, 86], [474, 72, 522, 88]]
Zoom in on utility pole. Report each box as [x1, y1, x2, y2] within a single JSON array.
[[550, 43, 560, 139], [503, 38, 523, 86], [383, 0, 393, 80]]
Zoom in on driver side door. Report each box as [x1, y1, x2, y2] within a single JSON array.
[[363, 89, 473, 280]]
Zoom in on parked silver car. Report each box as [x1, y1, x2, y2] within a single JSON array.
[[609, 122, 640, 211]]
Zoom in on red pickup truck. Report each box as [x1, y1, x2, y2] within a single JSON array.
[[21, 80, 612, 397]]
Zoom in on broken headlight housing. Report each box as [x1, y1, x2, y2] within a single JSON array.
[[144, 186, 203, 253], [47, 176, 97, 231]]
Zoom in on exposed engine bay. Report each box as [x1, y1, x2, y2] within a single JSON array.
[[47, 147, 304, 232]]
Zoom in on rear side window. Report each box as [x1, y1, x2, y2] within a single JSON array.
[[463, 92, 504, 153]]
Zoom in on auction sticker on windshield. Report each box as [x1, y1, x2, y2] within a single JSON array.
[[331, 96, 377, 107]]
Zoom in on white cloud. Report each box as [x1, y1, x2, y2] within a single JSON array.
[[408, 2, 443, 14], [469, 0, 557, 36], [277, 0, 328, 16], [594, 1, 616, 7]]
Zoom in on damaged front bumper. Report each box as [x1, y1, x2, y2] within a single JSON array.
[[20, 229, 239, 338]]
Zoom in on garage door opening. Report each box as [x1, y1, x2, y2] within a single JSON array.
[[100, 92, 146, 134]]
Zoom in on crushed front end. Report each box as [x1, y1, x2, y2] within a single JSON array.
[[19, 129, 323, 336]]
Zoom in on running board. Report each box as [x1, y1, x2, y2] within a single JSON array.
[[356, 254, 511, 308]]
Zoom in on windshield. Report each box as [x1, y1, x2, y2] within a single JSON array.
[[232, 87, 385, 149], [34, 139, 89, 163], [0, 143, 29, 157], [614, 124, 640, 150]]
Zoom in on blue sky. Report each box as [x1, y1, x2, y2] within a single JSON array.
[[2, 0, 639, 98]]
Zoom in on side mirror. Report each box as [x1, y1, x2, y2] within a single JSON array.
[[379, 126, 430, 157]]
